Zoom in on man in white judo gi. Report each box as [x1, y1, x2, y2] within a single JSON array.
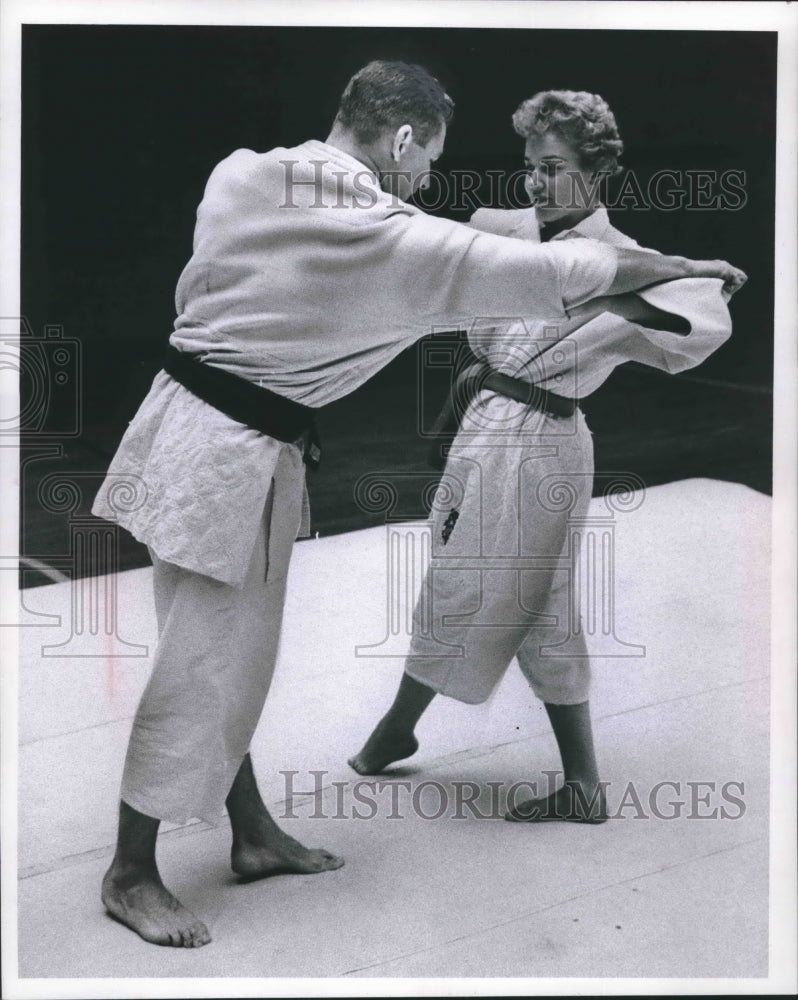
[[92, 61, 746, 947]]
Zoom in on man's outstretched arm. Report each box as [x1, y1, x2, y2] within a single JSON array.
[[607, 246, 747, 298]]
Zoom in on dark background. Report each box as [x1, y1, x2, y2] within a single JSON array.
[[20, 26, 776, 583]]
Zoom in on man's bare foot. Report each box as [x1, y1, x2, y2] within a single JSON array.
[[348, 720, 419, 775], [231, 829, 344, 881], [505, 781, 608, 824], [101, 861, 212, 947]]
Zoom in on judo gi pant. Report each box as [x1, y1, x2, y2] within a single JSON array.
[[406, 404, 593, 706], [120, 451, 304, 827]]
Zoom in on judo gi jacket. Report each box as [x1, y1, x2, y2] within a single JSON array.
[[92, 141, 619, 584]]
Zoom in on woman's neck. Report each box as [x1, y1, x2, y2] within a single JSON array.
[[539, 206, 598, 241]]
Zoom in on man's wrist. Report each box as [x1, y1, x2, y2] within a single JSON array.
[[670, 255, 692, 279]]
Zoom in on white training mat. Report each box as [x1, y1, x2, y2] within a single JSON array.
[[16, 478, 771, 979]]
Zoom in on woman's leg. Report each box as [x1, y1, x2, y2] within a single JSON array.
[[507, 411, 606, 822], [349, 419, 579, 775], [348, 672, 436, 774], [505, 701, 607, 823]]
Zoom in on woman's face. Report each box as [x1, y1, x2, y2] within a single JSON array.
[[524, 131, 598, 227]]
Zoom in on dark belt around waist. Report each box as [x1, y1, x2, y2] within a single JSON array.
[[162, 347, 321, 469], [427, 363, 577, 470]]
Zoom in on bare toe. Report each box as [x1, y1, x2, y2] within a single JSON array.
[[348, 729, 419, 775], [313, 849, 344, 871], [190, 922, 212, 947]]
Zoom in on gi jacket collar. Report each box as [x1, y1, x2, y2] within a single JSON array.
[[550, 204, 613, 243]]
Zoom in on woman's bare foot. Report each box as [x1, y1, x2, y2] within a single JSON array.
[[348, 720, 419, 775], [505, 780, 608, 824], [101, 861, 212, 947], [231, 829, 344, 881]]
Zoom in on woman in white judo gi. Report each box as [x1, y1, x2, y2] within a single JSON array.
[[349, 90, 745, 823]]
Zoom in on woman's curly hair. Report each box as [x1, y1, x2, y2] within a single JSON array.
[[512, 90, 623, 177]]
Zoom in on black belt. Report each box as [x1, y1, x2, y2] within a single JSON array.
[[427, 363, 577, 470], [162, 347, 321, 469]]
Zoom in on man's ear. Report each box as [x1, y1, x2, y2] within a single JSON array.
[[391, 124, 414, 163]]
